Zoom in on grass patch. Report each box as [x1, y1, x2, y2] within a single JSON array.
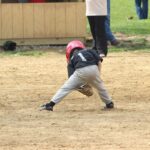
[[109, 37, 150, 52], [87, 0, 150, 52], [111, 0, 150, 35], [87, 0, 150, 35], [0, 50, 46, 57]]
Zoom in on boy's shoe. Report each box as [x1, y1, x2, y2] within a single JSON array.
[[40, 103, 53, 111], [105, 102, 114, 109]]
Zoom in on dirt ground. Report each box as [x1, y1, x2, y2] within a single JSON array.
[[0, 51, 150, 150]]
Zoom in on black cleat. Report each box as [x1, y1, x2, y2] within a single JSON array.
[[105, 102, 114, 109], [40, 103, 53, 111]]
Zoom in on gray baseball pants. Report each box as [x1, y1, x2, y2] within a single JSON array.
[[51, 65, 112, 105]]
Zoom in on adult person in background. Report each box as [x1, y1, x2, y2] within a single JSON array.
[[86, 0, 108, 57], [105, 0, 119, 46], [135, 0, 149, 19]]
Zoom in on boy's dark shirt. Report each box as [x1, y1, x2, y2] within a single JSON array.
[[67, 49, 101, 77]]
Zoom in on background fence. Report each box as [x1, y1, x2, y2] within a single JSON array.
[[0, 2, 86, 45]]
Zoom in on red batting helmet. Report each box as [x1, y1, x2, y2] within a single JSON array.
[[66, 40, 85, 63]]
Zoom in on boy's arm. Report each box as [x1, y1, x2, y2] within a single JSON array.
[[98, 60, 102, 73], [67, 63, 75, 78]]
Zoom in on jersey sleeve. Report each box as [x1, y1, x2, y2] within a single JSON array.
[[67, 62, 75, 78]]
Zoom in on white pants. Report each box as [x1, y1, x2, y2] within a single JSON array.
[[51, 65, 112, 105]]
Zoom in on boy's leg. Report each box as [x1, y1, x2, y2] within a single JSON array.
[[40, 72, 85, 111], [78, 65, 113, 106], [51, 73, 84, 104], [89, 67, 112, 105]]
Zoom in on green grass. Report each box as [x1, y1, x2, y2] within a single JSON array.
[[87, 0, 150, 35], [111, 0, 150, 35], [87, 0, 150, 52], [87, 0, 150, 36], [111, 0, 150, 52], [0, 50, 46, 57]]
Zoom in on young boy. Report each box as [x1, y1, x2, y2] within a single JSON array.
[[40, 40, 114, 111]]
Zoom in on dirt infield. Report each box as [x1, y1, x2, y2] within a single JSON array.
[[0, 51, 150, 150]]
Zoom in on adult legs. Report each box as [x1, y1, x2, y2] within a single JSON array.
[[135, 0, 143, 19], [95, 16, 108, 55], [87, 16, 108, 56], [105, 0, 116, 42], [142, 0, 148, 19], [87, 16, 97, 49]]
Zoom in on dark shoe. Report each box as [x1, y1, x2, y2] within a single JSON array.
[[40, 103, 53, 111], [111, 40, 119, 46], [105, 102, 114, 109]]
